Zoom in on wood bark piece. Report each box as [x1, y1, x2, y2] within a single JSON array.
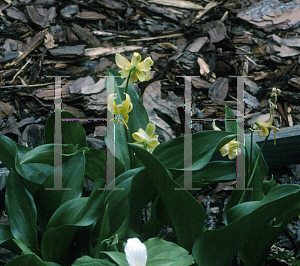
[[6, 7, 28, 22], [128, 33, 183, 42], [26, 5, 56, 28], [148, 0, 204, 10], [237, 0, 300, 32], [49, 45, 86, 56], [83, 45, 143, 59], [187, 37, 208, 53], [143, 81, 181, 142], [5, 29, 47, 67], [72, 24, 101, 47], [208, 77, 228, 102], [75, 11, 106, 20]]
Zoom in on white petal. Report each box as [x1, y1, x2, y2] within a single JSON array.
[[125, 238, 147, 266]]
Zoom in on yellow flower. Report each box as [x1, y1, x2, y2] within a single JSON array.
[[132, 123, 160, 153], [115, 52, 154, 87], [212, 120, 241, 160], [254, 108, 279, 141], [108, 93, 133, 129]]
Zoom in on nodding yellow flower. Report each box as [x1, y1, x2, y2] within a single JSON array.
[[108, 93, 133, 129], [212, 121, 241, 160], [132, 123, 160, 153], [115, 52, 154, 87], [254, 108, 279, 142], [254, 88, 280, 144], [125, 238, 147, 266]]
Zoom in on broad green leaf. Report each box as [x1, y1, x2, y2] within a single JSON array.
[[5, 253, 60, 266], [101, 251, 127, 266], [152, 130, 236, 171], [91, 168, 144, 249], [103, 238, 194, 266], [128, 167, 158, 234], [20, 144, 81, 165], [192, 184, 300, 266], [145, 238, 194, 265], [0, 134, 52, 194], [5, 172, 38, 250], [172, 161, 236, 189], [0, 229, 31, 255], [0, 224, 13, 245], [34, 152, 85, 231], [44, 110, 87, 149], [72, 255, 116, 266], [41, 179, 106, 265], [85, 148, 125, 182], [129, 144, 207, 252], [239, 200, 300, 265], [262, 176, 277, 196]]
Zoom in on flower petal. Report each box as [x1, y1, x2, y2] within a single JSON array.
[[131, 52, 141, 67], [125, 238, 147, 266], [132, 128, 151, 142], [138, 57, 154, 71], [115, 53, 131, 69], [119, 93, 133, 114], [135, 68, 147, 81], [145, 123, 155, 137]]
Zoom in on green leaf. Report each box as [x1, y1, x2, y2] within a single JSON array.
[[44, 110, 87, 149], [128, 167, 159, 234], [101, 251, 127, 266], [239, 199, 300, 265], [34, 151, 85, 230], [192, 184, 300, 266], [103, 168, 144, 238], [20, 144, 81, 165], [172, 161, 236, 189], [5, 172, 39, 250], [128, 144, 207, 252], [72, 255, 116, 266], [145, 238, 194, 266], [5, 253, 51, 266], [103, 238, 194, 266], [85, 148, 125, 182], [262, 176, 277, 196], [41, 179, 106, 265], [152, 130, 236, 171], [0, 134, 53, 194]]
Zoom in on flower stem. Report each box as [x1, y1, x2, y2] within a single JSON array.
[[246, 132, 269, 188], [124, 66, 136, 95]]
